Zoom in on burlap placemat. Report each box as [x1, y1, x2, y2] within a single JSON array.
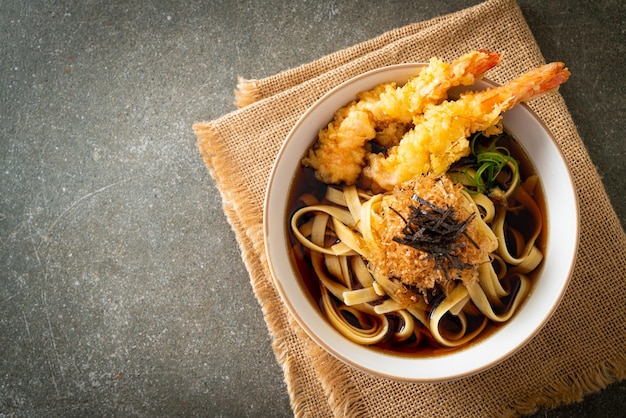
[[193, 0, 626, 416]]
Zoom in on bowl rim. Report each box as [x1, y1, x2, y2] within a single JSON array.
[[263, 63, 579, 382]]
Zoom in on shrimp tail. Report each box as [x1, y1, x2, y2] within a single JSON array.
[[507, 62, 570, 104], [455, 49, 501, 80], [478, 62, 571, 112]]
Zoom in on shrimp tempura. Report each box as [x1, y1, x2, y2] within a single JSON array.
[[302, 50, 500, 185], [359, 49, 500, 124], [363, 61, 571, 190]]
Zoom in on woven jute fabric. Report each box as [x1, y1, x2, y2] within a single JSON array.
[[193, 0, 626, 416]]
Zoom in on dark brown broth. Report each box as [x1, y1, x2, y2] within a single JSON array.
[[287, 132, 548, 357]]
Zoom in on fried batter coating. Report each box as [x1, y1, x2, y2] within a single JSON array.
[[360, 50, 501, 124], [363, 62, 571, 190], [302, 105, 376, 185], [302, 50, 500, 185]]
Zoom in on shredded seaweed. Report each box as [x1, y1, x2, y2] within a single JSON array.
[[391, 195, 477, 281]]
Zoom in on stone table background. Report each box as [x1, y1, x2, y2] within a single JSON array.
[[1, 0, 624, 416]]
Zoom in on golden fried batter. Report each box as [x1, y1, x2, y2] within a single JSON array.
[[302, 50, 501, 185], [363, 61, 570, 190]]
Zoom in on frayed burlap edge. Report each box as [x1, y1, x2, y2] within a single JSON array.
[[307, 342, 369, 418], [234, 77, 261, 109], [511, 355, 626, 416]]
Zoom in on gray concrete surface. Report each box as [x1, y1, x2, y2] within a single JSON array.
[[1, 0, 624, 416]]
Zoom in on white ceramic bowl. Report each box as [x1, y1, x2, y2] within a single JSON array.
[[263, 63, 579, 382]]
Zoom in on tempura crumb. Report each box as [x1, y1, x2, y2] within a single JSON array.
[[368, 174, 496, 294]]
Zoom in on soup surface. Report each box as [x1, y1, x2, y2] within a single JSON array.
[[288, 132, 547, 356]]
